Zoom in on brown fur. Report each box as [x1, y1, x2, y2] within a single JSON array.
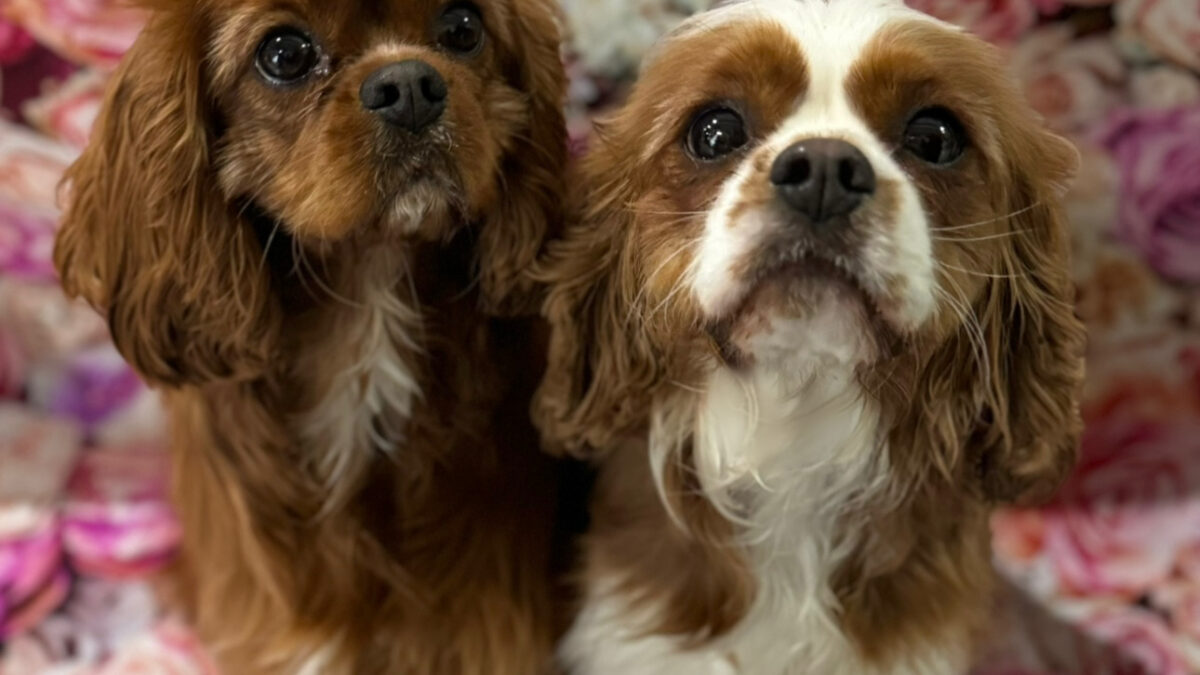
[[54, 1, 571, 673], [577, 439, 755, 647], [535, 21, 809, 454], [536, 14, 1085, 668]]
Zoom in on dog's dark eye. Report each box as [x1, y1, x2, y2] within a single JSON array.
[[256, 28, 318, 84], [903, 108, 967, 165], [687, 107, 748, 161], [436, 5, 485, 55]]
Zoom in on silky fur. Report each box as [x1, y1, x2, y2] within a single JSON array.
[[54, 0, 570, 673], [536, 1, 1085, 673]]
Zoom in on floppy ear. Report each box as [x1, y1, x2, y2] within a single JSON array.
[[55, 8, 279, 387], [477, 0, 568, 314], [971, 126, 1085, 505], [533, 168, 663, 456]]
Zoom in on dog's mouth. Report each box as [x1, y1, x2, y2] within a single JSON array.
[[374, 144, 469, 235], [706, 248, 899, 366], [375, 121, 456, 166]]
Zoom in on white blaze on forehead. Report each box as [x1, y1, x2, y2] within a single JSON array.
[[667, 0, 926, 48], [688, 0, 939, 332]]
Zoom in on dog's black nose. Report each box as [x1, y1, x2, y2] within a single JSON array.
[[770, 138, 876, 224], [360, 60, 448, 133]]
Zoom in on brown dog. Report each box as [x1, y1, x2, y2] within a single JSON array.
[[536, 1, 1084, 672], [55, 0, 570, 672]]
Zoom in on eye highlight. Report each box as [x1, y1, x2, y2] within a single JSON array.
[[903, 107, 967, 166], [686, 107, 749, 161], [436, 4, 485, 55], [256, 28, 319, 84]]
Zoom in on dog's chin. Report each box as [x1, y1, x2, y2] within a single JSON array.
[[383, 178, 461, 240], [708, 261, 893, 371], [373, 134, 468, 238]]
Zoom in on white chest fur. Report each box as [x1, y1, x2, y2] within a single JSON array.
[[299, 254, 422, 501], [563, 350, 968, 675]]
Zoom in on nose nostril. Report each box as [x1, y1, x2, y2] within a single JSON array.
[[771, 156, 812, 186], [838, 160, 856, 191], [378, 84, 401, 109], [789, 159, 811, 185], [420, 75, 448, 103], [838, 156, 876, 194]]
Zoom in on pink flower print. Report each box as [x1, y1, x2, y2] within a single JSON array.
[[1042, 415, 1200, 596], [905, 0, 1038, 44], [1101, 106, 1200, 284], [3, 0, 146, 69]]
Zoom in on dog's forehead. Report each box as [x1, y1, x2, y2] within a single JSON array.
[[651, 0, 945, 76], [638, 0, 974, 152], [209, 0, 518, 39], [208, 0, 523, 85]]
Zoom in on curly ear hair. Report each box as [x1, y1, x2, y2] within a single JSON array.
[[902, 114, 1085, 507], [477, 0, 568, 314], [970, 125, 1085, 505], [55, 6, 279, 387], [533, 163, 664, 456]]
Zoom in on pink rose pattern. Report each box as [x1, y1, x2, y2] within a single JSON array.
[[1, 0, 145, 69], [1011, 25, 1128, 133], [21, 69, 107, 150], [0, 19, 34, 65], [0, 3, 186, 664], [905, 0, 1040, 44], [1101, 106, 1200, 284], [0, 327, 22, 399], [1042, 416, 1200, 595], [1115, 0, 1200, 73], [1, 0, 1200, 672], [0, 200, 60, 282]]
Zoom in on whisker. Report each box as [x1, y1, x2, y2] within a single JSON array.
[[235, 186, 282, 277], [935, 261, 1027, 280], [668, 379, 705, 394], [934, 202, 1044, 233], [289, 236, 323, 302], [930, 229, 1029, 244], [867, 362, 911, 403], [935, 279, 992, 395], [316, 248, 369, 309], [258, 221, 282, 272], [400, 252, 420, 308], [626, 238, 702, 327], [644, 260, 699, 326], [646, 278, 691, 324], [296, 243, 367, 310]]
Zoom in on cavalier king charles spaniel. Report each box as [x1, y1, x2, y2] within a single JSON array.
[[55, 0, 570, 672], [536, 1, 1085, 673]]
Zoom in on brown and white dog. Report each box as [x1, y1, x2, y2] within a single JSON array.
[[536, 1, 1085, 673], [54, 0, 569, 673]]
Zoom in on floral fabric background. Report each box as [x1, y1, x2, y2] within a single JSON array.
[[0, 0, 1197, 673]]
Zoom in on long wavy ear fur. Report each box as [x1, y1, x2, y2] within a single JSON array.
[[55, 6, 279, 387], [970, 124, 1085, 505], [533, 159, 665, 456], [478, 0, 569, 314], [904, 108, 1085, 506]]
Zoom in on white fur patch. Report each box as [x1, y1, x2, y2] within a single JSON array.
[[299, 251, 421, 502], [564, 322, 970, 673], [560, 583, 738, 675], [688, 317, 896, 674], [292, 642, 341, 675]]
